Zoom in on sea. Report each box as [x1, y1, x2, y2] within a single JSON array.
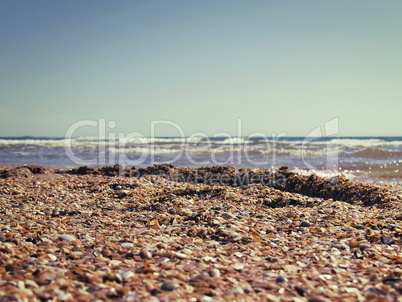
[[0, 136, 401, 184]]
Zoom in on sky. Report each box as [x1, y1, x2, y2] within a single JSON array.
[[0, 1, 401, 138]]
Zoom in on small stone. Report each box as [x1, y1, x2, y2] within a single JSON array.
[[161, 281, 179, 291], [349, 239, 360, 248], [142, 297, 159, 302], [25, 280, 39, 288], [310, 227, 325, 234], [58, 293, 73, 301], [233, 262, 245, 270], [110, 260, 122, 266], [119, 190, 130, 198], [140, 247, 152, 259], [175, 252, 187, 259], [388, 223, 400, 230], [366, 287, 387, 296], [158, 257, 170, 263], [308, 295, 327, 302], [294, 285, 307, 296], [76, 233, 85, 240], [230, 287, 244, 295], [381, 236, 393, 245], [58, 234, 76, 242], [118, 271, 135, 282], [275, 276, 286, 283], [160, 251, 175, 258], [252, 280, 275, 289], [232, 235, 242, 242], [359, 243, 371, 251], [243, 286, 253, 294], [300, 221, 311, 227], [121, 242, 134, 249], [150, 289, 160, 296], [221, 212, 234, 219], [209, 268, 221, 278]]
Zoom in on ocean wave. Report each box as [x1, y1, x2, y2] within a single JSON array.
[[351, 148, 402, 159], [0, 138, 66, 148], [1, 137, 401, 159], [337, 138, 402, 148]]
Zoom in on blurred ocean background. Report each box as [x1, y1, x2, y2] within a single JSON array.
[[0, 136, 401, 183]]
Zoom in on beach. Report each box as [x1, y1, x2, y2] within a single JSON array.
[[2, 0, 402, 300], [1, 164, 402, 301]]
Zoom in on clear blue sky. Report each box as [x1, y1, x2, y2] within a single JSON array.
[[0, 1, 401, 137]]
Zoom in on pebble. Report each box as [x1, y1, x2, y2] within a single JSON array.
[[252, 280, 274, 289], [221, 212, 234, 219], [381, 236, 393, 245], [158, 257, 170, 263], [161, 281, 179, 291], [118, 271, 135, 282], [119, 190, 130, 198], [359, 243, 371, 251], [275, 276, 286, 283], [230, 287, 244, 295], [140, 247, 153, 259], [142, 297, 160, 302], [294, 285, 307, 296], [232, 235, 242, 242], [174, 252, 187, 259], [300, 220, 311, 227], [58, 234, 76, 242], [308, 295, 327, 302], [233, 263, 245, 270], [349, 239, 360, 248], [121, 242, 134, 249], [209, 268, 221, 278], [58, 293, 73, 301]]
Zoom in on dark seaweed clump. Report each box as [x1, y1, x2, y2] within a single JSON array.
[[61, 164, 394, 207]]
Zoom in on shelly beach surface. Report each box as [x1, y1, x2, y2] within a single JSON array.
[[1, 164, 402, 302]]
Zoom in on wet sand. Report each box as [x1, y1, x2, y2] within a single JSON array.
[[1, 164, 402, 301]]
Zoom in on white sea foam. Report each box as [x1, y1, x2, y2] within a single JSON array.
[[214, 137, 248, 145], [109, 147, 182, 155], [338, 138, 402, 149], [0, 139, 66, 148], [1, 137, 401, 179]]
